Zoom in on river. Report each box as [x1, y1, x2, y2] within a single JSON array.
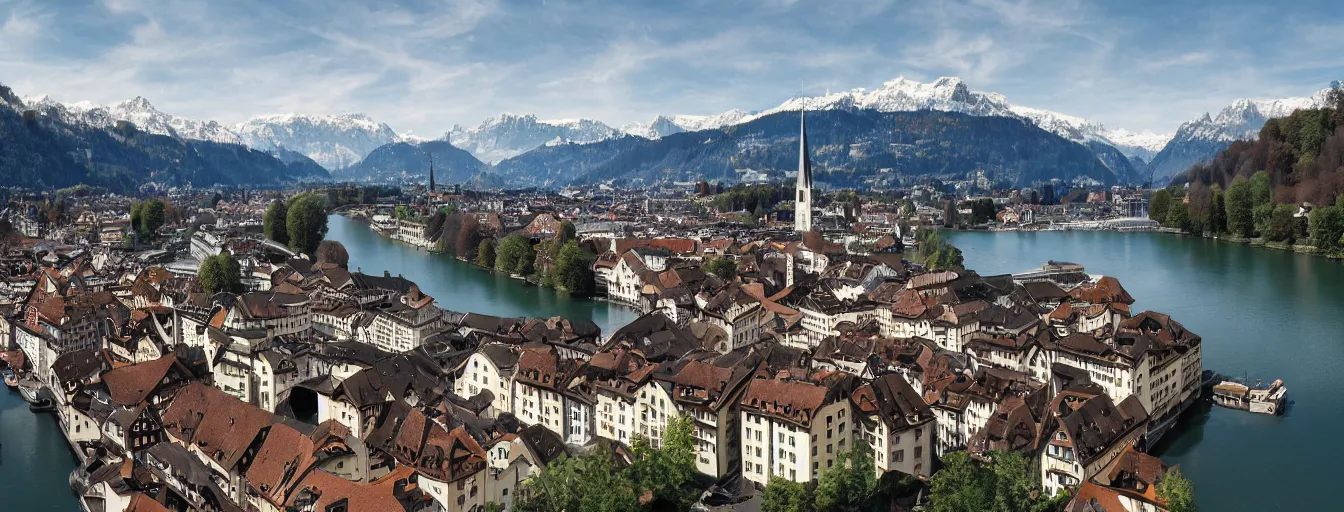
[[0, 387, 81, 510], [945, 230, 1341, 511], [325, 215, 642, 336]]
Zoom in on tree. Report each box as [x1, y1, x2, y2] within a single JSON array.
[[1225, 176, 1255, 237], [1156, 467, 1198, 512], [1309, 205, 1344, 251], [761, 478, 813, 512], [1250, 170, 1272, 208], [198, 252, 243, 294], [517, 447, 639, 512], [264, 200, 289, 245], [629, 414, 699, 509], [1149, 189, 1172, 224], [1166, 202, 1192, 232], [476, 238, 496, 267], [315, 240, 349, 268], [1206, 185, 1226, 235], [286, 193, 329, 255], [1266, 204, 1298, 243], [495, 233, 535, 275], [131, 199, 167, 238], [703, 256, 737, 279], [928, 451, 1062, 512], [554, 241, 595, 294], [814, 440, 876, 512]]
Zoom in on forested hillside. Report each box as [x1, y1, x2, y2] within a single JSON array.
[[494, 109, 1119, 188]]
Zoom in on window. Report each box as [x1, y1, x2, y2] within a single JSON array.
[[914, 447, 922, 459], [894, 450, 904, 463]]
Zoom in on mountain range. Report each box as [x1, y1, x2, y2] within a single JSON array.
[[0, 84, 328, 192], [9, 76, 1338, 190], [1145, 88, 1336, 181]]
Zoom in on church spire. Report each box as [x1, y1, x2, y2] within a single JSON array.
[[795, 106, 813, 232], [428, 153, 436, 193]]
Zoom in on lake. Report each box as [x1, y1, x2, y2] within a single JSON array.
[[945, 230, 1342, 511]]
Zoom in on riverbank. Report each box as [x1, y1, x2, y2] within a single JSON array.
[[326, 215, 640, 336]]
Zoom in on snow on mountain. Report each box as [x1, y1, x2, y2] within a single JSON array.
[[447, 113, 618, 164], [1104, 129, 1173, 160], [621, 77, 1163, 163], [235, 113, 400, 170], [1146, 86, 1335, 181], [621, 110, 752, 139], [21, 95, 242, 144]]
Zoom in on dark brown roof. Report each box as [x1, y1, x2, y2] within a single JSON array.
[[162, 381, 277, 470], [245, 423, 317, 506], [100, 354, 185, 406]]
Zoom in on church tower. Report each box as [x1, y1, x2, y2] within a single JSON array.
[[428, 154, 437, 193], [794, 108, 814, 232]]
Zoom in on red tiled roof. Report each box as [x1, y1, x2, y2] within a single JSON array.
[[245, 423, 317, 506], [740, 378, 830, 427], [162, 381, 277, 470], [100, 354, 183, 406]]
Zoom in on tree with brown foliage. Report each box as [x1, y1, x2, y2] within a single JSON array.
[[315, 240, 349, 268]]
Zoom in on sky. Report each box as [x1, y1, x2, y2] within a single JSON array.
[[1, 0, 1341, 137]]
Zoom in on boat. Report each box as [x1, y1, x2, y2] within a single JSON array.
[[1212, 378, 1287, 415], [2, 368, 16, 388]]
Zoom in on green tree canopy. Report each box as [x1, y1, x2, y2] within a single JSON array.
[[495, 233, 535, 275], [554, 240, 595, 294], [1165, 202, 1192, 232], [476, 238, 497, 267], [198, 252, 243, 294], [761, 478, 813, 512], [703, 256, 737, 279], [1250, 170, 1272, 208], [1225, 176, 1255, 237], [629, 414, 699, 508], [131, 198, 167, 238], [814, 439, 877, 512], [928, 451, 1063, 512], [286, 193, 329, 255], [1156, 467, 1198, 512], [1149, 189, 1172, 224], [1309, 205, 1344, 251], [1207, 185, 1226, 235], [263, 200, 289, 245], [1266, 203, 1298, 243]]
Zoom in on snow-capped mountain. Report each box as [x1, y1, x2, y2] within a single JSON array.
[[621, 77, 1167, 164], [620, 110, 752, 139], [1103, 129, 1172, 162], [235, 113, 400, 170], [21, 95, 242, 144], [1146, 87, 1334, 181], [447, 114, 618, 164]]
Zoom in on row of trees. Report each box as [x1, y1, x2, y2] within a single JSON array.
[[1151, 170, 1344, 251], [516, 415, 702, 512], [263, 193, 330, 255], [1175, 84, 1344, 246], [925, 452, 1067, 512]]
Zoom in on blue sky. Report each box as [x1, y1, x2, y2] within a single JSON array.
[[1, 0, 1340, 136]]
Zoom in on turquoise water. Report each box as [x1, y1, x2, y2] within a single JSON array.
[[946, 230, 1341, 511]]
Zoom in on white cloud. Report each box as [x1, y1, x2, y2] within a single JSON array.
[[1140, 52, 1211, 73]]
